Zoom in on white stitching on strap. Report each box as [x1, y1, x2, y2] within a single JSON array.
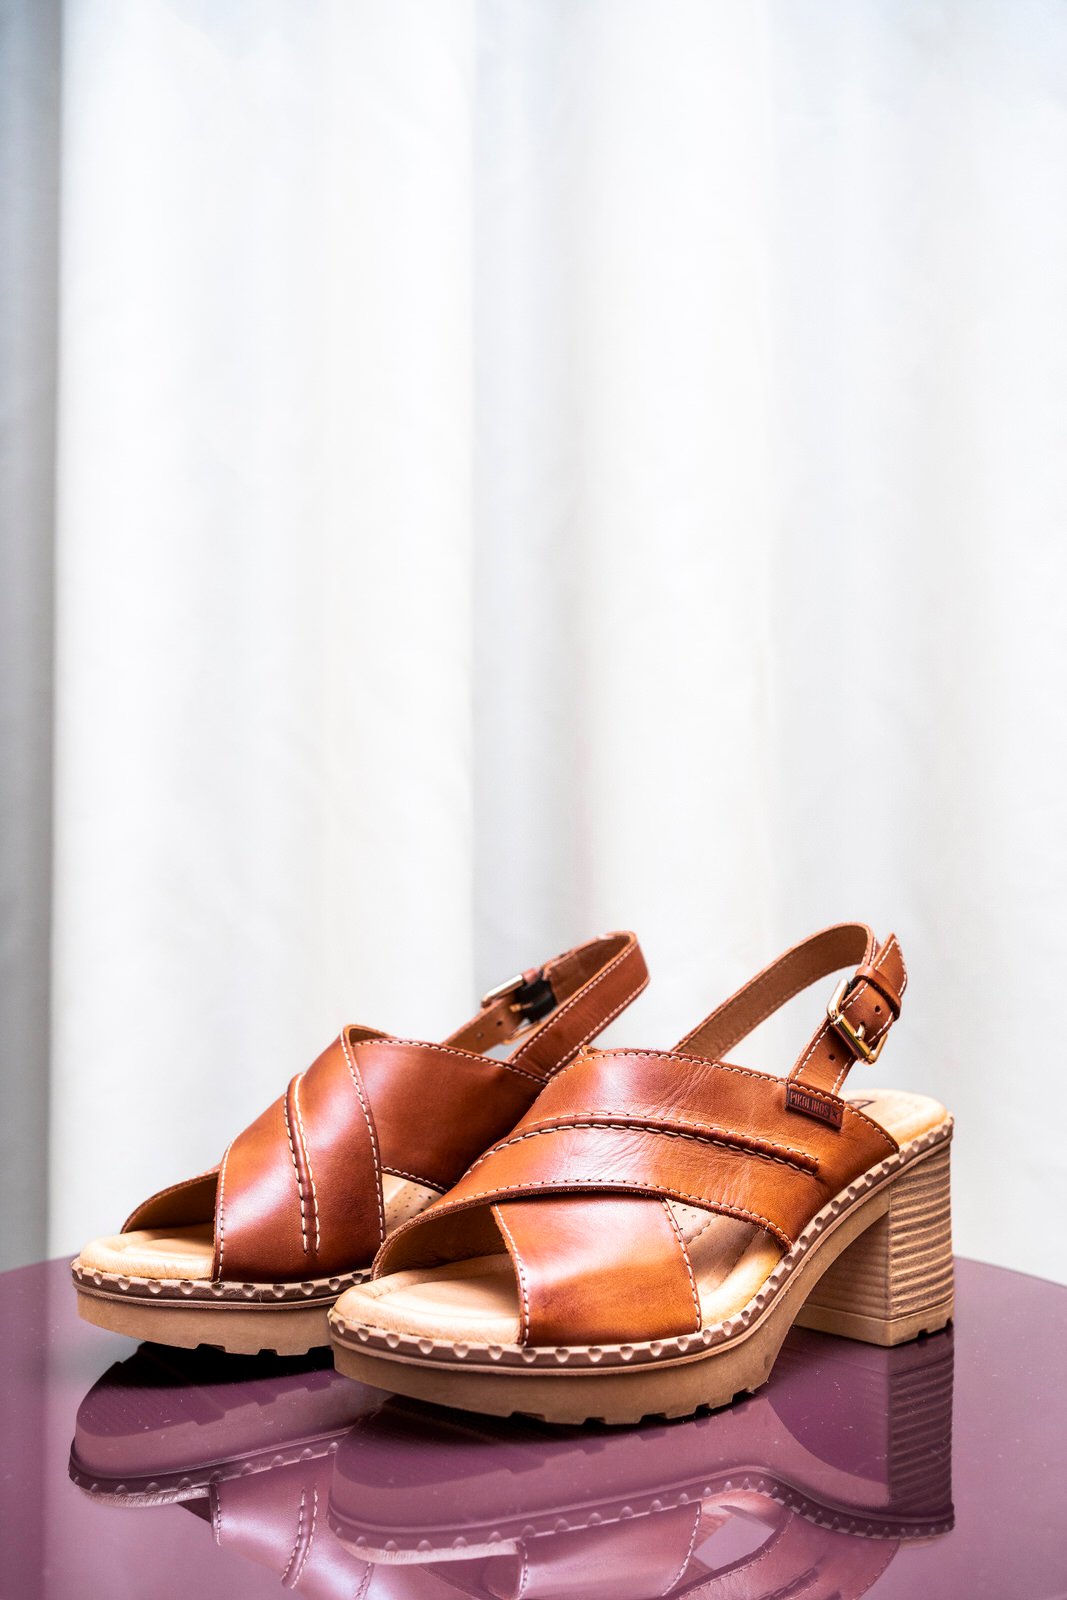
[[215, 1141, 233, 1276], [446, 1180, 792, 1249], [362, 1036, 544, 1085], [492, 1204, 531, 1343], [511, 937, 645, 1068], [661, 1199, 702, 1333], [341, 1030, 387, 1245], [558, 975, 650, 1070], [463, 1120, 815, 1177], [381, 1165, 446, 1192], [283, 1093, 309, 1254], [509, 1109, 812, 1163], [292, 1074, 321, 1255]]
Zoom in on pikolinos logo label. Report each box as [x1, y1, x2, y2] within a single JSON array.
[[785, 1082, 844, 1128]]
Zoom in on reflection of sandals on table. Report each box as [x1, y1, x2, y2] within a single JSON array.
[[331, 924, 953, 1422], [71, 932, 647, 1354], [68, 1317, 953, 1600], [328, 1324, 954, 1600], [69, 1343, 372, 1506], [69, 1343, 374, 1594]]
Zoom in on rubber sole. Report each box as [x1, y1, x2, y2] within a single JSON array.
[[74, 1278, 365, 1355], [331, 1138, 953, 1424]]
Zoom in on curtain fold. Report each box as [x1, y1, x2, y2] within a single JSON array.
[[0, 0, 60, 1268], [1, 0, 1064, 1281]]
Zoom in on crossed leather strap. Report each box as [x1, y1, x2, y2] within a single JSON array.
[[122, 932, 648, 1283], [376, 924, 908, 1346]]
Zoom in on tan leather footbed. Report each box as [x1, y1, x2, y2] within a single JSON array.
[[335, 1091, 949, 1344], [76, 1175, 441, 1281]]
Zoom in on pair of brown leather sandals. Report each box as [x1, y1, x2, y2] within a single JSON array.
[[72, 923, 953, 1425]]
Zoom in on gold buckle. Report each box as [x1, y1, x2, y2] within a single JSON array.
[[826, 978, 886, 1063]]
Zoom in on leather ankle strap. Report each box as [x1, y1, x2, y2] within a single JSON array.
[[445, 931, 649, 1081], [678, 922, 907, 1123]]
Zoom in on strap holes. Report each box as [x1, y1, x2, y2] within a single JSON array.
[[828, 1052, 836, 1062], [874, 1004, 882, 1013]]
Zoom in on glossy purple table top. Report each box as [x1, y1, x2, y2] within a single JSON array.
[[0, 1257, 1064, 1598]]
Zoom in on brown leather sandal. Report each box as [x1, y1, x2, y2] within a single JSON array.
[[330, 923, 953, 1424], [72, 932, 647, 1355]]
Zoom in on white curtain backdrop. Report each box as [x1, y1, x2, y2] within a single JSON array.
[[2, 0, 1066, 1282]]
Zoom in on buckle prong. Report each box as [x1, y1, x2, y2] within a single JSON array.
[[826, 978, 886, 1064]]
